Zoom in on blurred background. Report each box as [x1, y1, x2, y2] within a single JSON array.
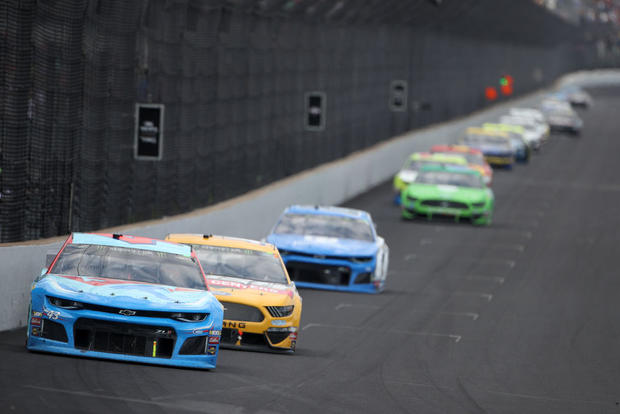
[[1, 0, 619, 243]]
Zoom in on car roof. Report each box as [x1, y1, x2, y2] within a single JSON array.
[[420, 164, 481, 175], [430, 144, 483, 155], [465, 127, 510, 138], [284, 205, 371, 221], [165, 233, 276, 253], [72, 233, 192, 257], [483, 123, 525, 133], [409, 152, 468, 164]]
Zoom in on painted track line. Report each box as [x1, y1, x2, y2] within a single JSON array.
[[301, 323, 462, 343]]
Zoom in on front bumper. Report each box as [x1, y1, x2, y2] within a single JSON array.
[[218, 301, 299, 351], [401, 200, 492, 225], [549, 122, 581, 134], [484, 154, 515, 167], [281, 255, 382, 294], [26, 297, 221, 369]]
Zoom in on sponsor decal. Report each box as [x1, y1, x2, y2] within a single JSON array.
[[208, 336, 220, 344], [209, 330, 221, 336], [43, 307, 60, 320], [59, 275, 196, 292], [207, 276, 291, 296], [271, 319, 286, 326], [60, 275, 148, 287], [32, 311, 42, 317], [30, 317, 42, 326], [223, 321, 246, 329], [289, 332, 298, 341], [207, 345, 217, 355], [31, 326, 41, 336], [192, 328, 210, 335]]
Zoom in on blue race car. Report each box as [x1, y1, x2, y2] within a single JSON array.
[[26, 233, 223, 369], [266, 206, 389, 293]]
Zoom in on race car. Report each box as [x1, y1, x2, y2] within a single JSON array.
[[482, 123, 531, 163], [545, 106, 583, 134], [498, 116, 548, 149], [401, 165, 494, 226], [559, 86, 593, 107], [430, 144, 493, 186], [26, 233, 224, 369], [165, 234, 302, 352], [393, 152, 468, 203], [266, 205, 389, 294], [510, 107, 546, 124], [460, 127, 515, 168]]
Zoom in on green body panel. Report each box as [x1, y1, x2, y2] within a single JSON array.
[[401, 182, 494, 226]]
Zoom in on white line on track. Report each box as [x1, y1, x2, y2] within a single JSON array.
[[381, 381, 612, 406], [301, 323, 462, 343], [488, 229, 533, 239], [403, 254, 516, 268], [411, 310, 479, 320], [334, 303, 381, 311], [452, 291, 493, 301], [418, 239, 525, 252], [464, 275, 506, 284]]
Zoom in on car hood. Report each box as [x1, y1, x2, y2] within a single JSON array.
[[267, 234, 378, 257], [405, 183, 491, 203], [206, 275, 296, 303], [37, 274, 218, 311]]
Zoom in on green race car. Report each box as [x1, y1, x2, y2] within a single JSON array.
[[401, 165, 494, 226], [392, 152, 468, 204]]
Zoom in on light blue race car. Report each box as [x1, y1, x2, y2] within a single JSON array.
[[266, 205, 389, 294], [26, 233, 223, 369]]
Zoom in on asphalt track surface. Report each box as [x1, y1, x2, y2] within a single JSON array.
[[2, 87, 620, 414]]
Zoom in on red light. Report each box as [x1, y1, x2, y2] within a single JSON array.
[[500, 83, 513, 96], [485, 87, 498, 101]]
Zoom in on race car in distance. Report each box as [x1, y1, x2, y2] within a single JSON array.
[[393, 152, 468, 203], [482, 123, 531, 163], [401, 165, 494, 226], [165, 234, 302, 352], [430, 144, 493, 186], [545, 106, 583, 134], [498, 116, 548, 149], [26, 233, 224, 369], [266, 205, 389, 293], [461, 127, 515, 168], [559, 85, 593, 107], [510, 107, 546, 124]]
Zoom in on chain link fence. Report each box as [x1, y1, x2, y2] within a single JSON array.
[[0, 0, 609, 242]]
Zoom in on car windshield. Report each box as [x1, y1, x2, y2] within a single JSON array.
[[435, 152, 484, 166], [415, 171, 483, 188], [50, 243, 206, 290], [464, 134, 511, 150], [404, 160, 437, 170], [192, 245, 288, 284], [274, 213, 374, 242]]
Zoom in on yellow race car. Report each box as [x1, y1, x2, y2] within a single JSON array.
[[166, 234, 302, 352]]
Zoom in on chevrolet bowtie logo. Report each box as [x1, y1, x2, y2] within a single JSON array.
[[119, 309, 136, 316]]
